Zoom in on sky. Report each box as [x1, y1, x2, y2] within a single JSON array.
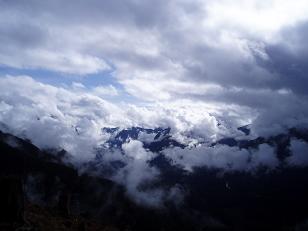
[[1, 0, 308, 206]]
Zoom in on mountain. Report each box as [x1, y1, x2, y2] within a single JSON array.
[[0, 130, 230, 231], [1, 128, 308, 230], [100, 125, 308, 167], [101, 126, 185, 152]]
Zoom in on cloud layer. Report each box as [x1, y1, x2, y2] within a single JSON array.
[[1, 1, 308, 131], [1, 0, 308, 206]]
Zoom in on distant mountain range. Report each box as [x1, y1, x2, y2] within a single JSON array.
[[101, 126, 184, 151], [99, 125, 308, 163]]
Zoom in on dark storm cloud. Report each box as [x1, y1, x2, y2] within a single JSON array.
[[0, 0, 173, 28], [0, 0, 193, 74], [0, 23, 46, 49], [255, 22, 308, 95]]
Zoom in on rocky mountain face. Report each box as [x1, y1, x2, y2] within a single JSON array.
[[1, 128, 308, 230], [101, 126, 184, 151]]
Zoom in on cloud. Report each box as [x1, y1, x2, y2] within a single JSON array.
[[115, 140, 186, 207], [92, 85, 119, 97], [1, 0, 308, 116], [249, 144, 279, 169], [163, 143, 278, 172], [115, 140, 162, 206], [0, 15, 110, 74], [287, 139, 308, 167], [204, 0, 308, 37], [0, 75, 125, 160], [0, 75, 234, 156]]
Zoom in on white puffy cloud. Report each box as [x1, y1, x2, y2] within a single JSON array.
[[0, 75, 237, 155], [0, 75, 126, 160], [163, 143, 278, 172], [163, 145, 246, 172], [204, 0, 308, 39]]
